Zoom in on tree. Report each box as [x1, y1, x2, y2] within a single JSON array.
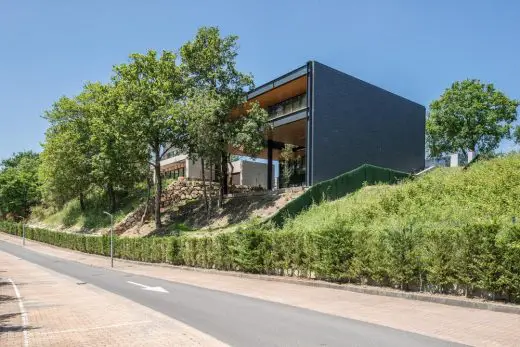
[[180, 26, 269, 206], [427, 79, 519, 157], [183, 90, 223, 215], [280, 144, 296, 188], [514, 126, 520, 146], [40, 84, 148, 214], [1, 151, 39, 169], [0, 151, 41, 219], [84, 82, 148, 212], [113, 50, 186, 229], [39, 96, 92, 210]]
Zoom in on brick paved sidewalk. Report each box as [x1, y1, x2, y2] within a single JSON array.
[[1, 233, 520, 346], [0, 249, 225, 347]]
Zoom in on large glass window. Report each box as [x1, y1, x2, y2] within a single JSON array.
[[267, 93, 307, 119]]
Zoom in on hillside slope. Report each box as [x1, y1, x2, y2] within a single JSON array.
[[281, 153, 520, 234]]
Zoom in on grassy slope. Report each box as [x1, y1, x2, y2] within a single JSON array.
[[29, 178, 182, 232], [31, 189, 146, 231], [281, 153, 520, 234]]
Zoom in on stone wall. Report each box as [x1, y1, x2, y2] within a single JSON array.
[[113, 201, 153, 235], [114, 180, 220, 234], [113, 180, 267, 234], [160, 180, 219, 208]]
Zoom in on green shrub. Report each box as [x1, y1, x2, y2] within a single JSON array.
[[421, 227, 460, 293], [2, 220, 519, 303], [270, 164, 409, 227], [382, 226, 421, 290]]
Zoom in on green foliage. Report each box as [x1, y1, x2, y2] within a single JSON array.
[[281, 154, 520, 235], [39, 84, 148, 213], [180, 26, 269, 205], [113, 49, 186, 228], [514, 126, 520, 146], [22, 27, 267, 229], [0, 151, 41, 219], [270, 164, 409, 227], [279, 144, 296, 188], [40, 96, 92, 207], [427, 79, 519, 157], [84, 82, 148, 212], [382, 226, 421, 290], [2, 218, 520, 302], [41, 187, 145, 230]]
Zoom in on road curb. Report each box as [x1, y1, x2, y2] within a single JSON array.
[[2, 232, 519, 315]]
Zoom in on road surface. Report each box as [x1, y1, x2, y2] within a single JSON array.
[[0, 240, 462, 346]]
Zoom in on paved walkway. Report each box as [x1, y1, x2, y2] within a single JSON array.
[[0, 248, 224, 346], [1, 233, 520, 346]]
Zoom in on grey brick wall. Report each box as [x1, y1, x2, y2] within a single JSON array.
[[310, 62, 425, 184]]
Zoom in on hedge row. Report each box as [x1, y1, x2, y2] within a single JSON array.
[[1, 221, 519, 303], [270, 164, 409, 227]]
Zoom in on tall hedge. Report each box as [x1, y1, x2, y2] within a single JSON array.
[[270, 164, 409, 227], [2, 220, 520, 303]]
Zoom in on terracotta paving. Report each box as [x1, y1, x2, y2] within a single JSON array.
[[0, 248, 225, 347]]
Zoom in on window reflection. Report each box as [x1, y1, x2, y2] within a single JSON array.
[[267, 93, 307, 119]]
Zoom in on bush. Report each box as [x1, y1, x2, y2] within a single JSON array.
[[2, 220, 520, 303], [270, 164, 409, 227]]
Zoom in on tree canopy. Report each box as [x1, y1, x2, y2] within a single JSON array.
[[180, 27, 269, 204], [112, 49, 186, 228], [427, 79, 519, 157], [4, 26, 269, 229], [0, 151, 41, 219]]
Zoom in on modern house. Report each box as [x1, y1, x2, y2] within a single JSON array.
[[160, 151, 274, 189], [231, 61, 426, 190], [229, 160, 275, 188], [160, 61, 425, 190]]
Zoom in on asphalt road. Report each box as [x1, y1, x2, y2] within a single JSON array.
[[0, 241, 464, 346]]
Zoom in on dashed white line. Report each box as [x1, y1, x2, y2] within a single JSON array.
[[8, 278, 29, 347]]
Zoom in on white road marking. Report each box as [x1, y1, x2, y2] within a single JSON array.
[[43, 320, 152, 334], [8, 278, 29, 347], [127, 280, 169, 293]]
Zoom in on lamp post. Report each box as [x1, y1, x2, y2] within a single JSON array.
[[22, 222, 25, 246], [103, 211, 114, 268]]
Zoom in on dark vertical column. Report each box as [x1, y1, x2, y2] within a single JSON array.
[[267, 139, 273, 190], [305, 61, 313, 187]]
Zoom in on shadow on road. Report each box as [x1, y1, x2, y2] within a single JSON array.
[[0, 312, 40, 335], [0, 294, 16, 303]]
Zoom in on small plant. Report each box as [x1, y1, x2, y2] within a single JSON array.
[[280, 144, 296, 188]]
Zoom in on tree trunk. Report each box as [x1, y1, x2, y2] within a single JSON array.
[[140, 173, 153, 226], [200, 157, 209, 215], [228, 154, 234, 190], [221, 151, 228, 195], [107, 183, 116, 213], [154, 147, 162, 229], [208, 159, 213, 217], [79, 192, 86, 212], [22, 189, 29, 219], [217, 151, 227, 208]]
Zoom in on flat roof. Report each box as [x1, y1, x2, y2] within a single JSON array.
[[247, 64, 308, 100], [247, 60, 424, 108]]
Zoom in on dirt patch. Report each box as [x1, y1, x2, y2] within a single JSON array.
[[121, 189, 305, 237]]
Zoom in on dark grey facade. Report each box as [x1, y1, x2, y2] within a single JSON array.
[[246, 60, 425, 189], [307, 61, 425, 184]]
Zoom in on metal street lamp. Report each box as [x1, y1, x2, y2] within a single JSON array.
[[103, 211, 114, 268]]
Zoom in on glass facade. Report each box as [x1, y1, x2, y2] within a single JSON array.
[[267, 93, 307, 119], [162, 166, 185, 179]]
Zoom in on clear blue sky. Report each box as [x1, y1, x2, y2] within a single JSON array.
[[1, 0, 519, 161]]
